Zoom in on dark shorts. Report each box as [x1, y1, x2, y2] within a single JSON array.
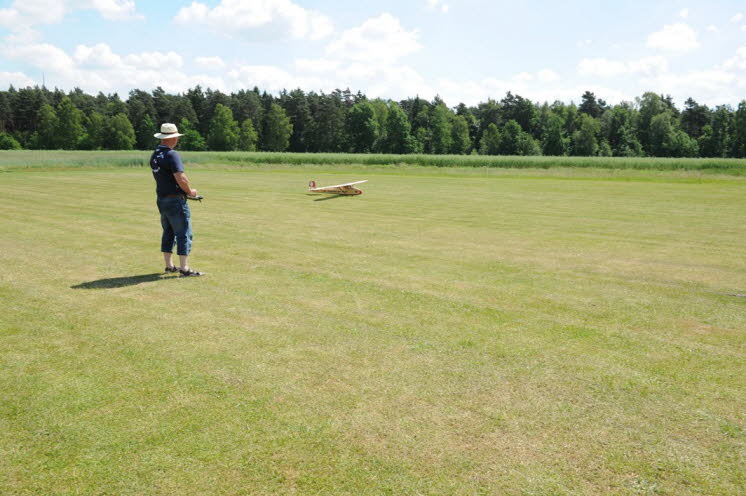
[[157, 196, 192, 256]]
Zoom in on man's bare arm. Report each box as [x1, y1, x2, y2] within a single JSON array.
[[174, 172, 197, 197]]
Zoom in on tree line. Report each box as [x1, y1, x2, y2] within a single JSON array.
[[0, 85, 745, 158]]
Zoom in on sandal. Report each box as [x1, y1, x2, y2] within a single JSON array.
[[165, 266, 180, 273], [179, 268, 204, 277]]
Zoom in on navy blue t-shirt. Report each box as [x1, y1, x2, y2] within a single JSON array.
[[150, 145, 185, 197]]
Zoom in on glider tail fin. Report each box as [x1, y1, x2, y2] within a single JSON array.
[[309, 180, 316, 190]]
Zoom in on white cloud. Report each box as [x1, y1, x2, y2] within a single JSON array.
[[437, 76, 632, 106], [125, 51, 183, 70], [325, 13, 421, 64], [367, 65, 434, 100], [509, 70, 559, 83], [84, 1, 142, 21], [578, 56, 669, 77], [0, 0, 66, 28], [294, 58, 340, 73], [74, 43, 124, 69], [426, 0, 449, 13], [707, 25, 719, 33], [643, 70, 736, 99], [722, 46, 746, 70], [174, 0, 333, 41], [0, 0, 141, 29], [646, 23, 699, 53], [537, 69, 560, 82], [731, 13, 743, 23], [0, 39, 213, 94], [2, 41, 76, 74], [679, 8, 689, 18], [0, 71, 36, 88], [195, 56, 226, 71], [0, 8, 19, 27], [576, 39, 592, 48], [228, 64, 327, 94]]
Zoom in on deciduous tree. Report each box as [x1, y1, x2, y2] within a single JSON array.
[[34, 103, 58, 149], [262, 103, 292, 152], [347, 101, 378, 153], [382, 103, 417, 154], [55, 97, 84, 149], [479, 123, 501, 155], [571, 114, 599, 156], [105, 113, 136, 150], [207, 103, 239, 151], [429, 104, 453, 154], [450, 114, 471, 154], [239, 118, 258, 151], [178, 118, 207, 151]]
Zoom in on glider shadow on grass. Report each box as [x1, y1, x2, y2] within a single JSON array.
[[72, 273, 175, 289], [308, 194, 346, 202]]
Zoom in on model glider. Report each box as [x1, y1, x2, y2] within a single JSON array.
[[186, 195, 203, 202], [308, 180, 367, 196]]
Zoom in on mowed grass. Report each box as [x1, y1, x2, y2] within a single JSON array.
[[1, 164, 745, 495]]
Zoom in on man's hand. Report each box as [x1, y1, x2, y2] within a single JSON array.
[[189, 188, 198, 197]]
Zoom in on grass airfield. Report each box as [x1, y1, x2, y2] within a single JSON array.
[[1, 162, 745, 495]]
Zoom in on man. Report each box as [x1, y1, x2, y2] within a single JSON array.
[[150, 123, 203, 277]]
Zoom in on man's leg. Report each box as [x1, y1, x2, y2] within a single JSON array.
[[158, 198, 177, 270], [170, 199, 201, 276], [172, 200, 192, 269]]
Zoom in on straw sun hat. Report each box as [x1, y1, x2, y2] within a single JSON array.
[[154, 123, 184, 139]]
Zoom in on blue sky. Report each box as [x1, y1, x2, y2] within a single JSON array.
[[1, 0, 745, 107]]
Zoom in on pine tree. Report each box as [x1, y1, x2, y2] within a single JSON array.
[[730, 101, 746, 158], [680, 97, 710, 139], [578, 91, 607, 119], [307, 92, 345, 152], [0, 92, 11, 132], [280, 89, 311, 152]]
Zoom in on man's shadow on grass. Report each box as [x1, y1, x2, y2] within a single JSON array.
[[72, 273, 176, 289]]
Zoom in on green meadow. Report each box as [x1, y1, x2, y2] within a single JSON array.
[[1, 155, 745, 495], [2, 149, 746, 174]]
